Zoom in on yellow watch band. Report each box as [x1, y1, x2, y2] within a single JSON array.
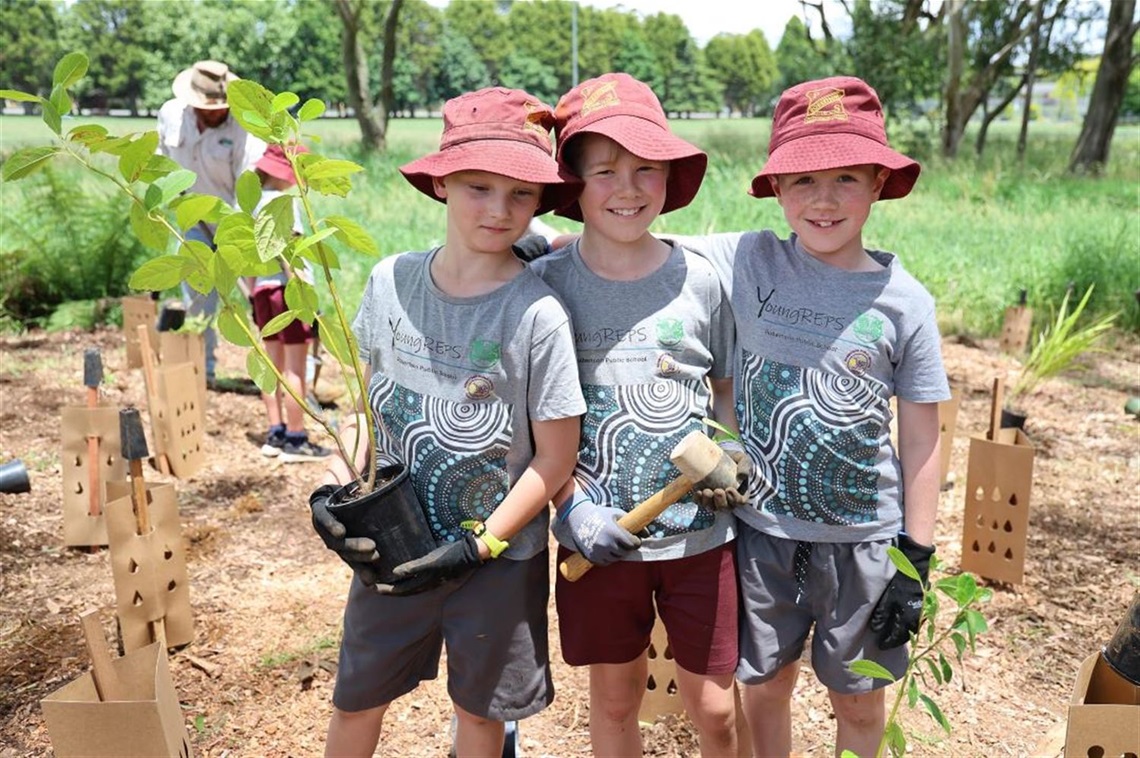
[[461, 520, 510, 559]]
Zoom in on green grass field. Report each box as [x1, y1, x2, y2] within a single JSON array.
[[2, 113, 1138, 335]]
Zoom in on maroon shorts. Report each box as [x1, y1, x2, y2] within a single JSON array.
[[251, 286, 313, 344], [555, 541, 738, 676]]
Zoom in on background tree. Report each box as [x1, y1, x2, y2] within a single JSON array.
[[611, 28, 661, 92], [1070, 0, 1139, 174], [506, 0, 574, 95], [287, 0, 348, 109], [774, 15, 841, 95], [0, 0, 62, 110], [443, 0, 508, 82], [498, 50, 561, 106], [390, 0, 443, 116], [706, 30, 778, 116], [432, 25, 490, 103], [63, 0, 153, 115], [333, 0, 403, 151], [847, 0, 944, 119], [643, 12, 693, 113]]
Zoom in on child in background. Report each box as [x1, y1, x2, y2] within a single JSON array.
[[530, 73, 748, 756], [247, 143, 330, 462], [306, 87, 585, 757], [673, 76, 950, 756]]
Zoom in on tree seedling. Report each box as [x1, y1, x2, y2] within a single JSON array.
[[843, 552, 993, 758], [2, 52, 382, 491]]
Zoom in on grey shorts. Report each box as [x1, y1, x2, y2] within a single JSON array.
[[735, 524, 906, 694], [333, 550, 553, 720]]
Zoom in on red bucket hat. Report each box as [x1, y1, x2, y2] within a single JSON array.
[[552, 73, 707, 221], [255, 143, 310, 186], [399, 87, 580, 216], [751, 76, 920, 201]]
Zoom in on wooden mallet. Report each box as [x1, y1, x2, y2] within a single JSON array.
[[83, 348, 103, 519], [559, 431, 738, 582], [79, 608, 126, 702], [119, 407, 151, 536]]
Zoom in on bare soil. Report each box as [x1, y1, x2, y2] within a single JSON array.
[[0, 326, 1137, 757]]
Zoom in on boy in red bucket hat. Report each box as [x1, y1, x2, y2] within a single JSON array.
[[672, 76, 951, 756], [530, 72, 748, 756], [245, 143, 331, 462], [306, 87, 585, 757]]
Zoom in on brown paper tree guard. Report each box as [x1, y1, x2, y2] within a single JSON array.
[[138, 325, 206, 479], [159, 330, 207, 412], [122, 295, 157, 370], [638, 617, 681, 723], [1000, 290, 1033, 355], [40, 639, 194, 757], [61, 407, 126, 547], [960, 378, 1035, 584], [937, 388, 961, 489]]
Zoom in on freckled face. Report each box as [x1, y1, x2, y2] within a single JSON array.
[[432, 170, 542, 256], [769, 164, 889, 269]]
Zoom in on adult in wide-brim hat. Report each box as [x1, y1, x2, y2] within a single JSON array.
[[172, 60, 239, 110]]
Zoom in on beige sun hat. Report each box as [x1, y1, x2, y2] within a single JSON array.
[[171, 60, 239, 110]]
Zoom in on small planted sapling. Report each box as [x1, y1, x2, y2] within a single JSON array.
[[842, 551, 993, 758], [2, 52, 383, 490]]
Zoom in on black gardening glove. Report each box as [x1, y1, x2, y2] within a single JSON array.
[[379, 534, 482, 595], [309, 484, 384, 585], [693, 441, 753, 510], [869, 533, 935, 650], [511, 234, 552, 262]]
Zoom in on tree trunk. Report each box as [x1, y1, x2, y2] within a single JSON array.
[[334, 0, 402, 152], [942, 0, 968, 158], [1017, 0, 1046, 161], [1069, 0, 1139, 175], [976, 74, 1026, 156]]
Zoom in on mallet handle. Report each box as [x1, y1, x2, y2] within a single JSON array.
[[559, 475, 695, 583]]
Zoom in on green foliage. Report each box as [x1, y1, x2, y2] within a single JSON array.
[[706, 30, 779, 116], [1008, 284, 1119, 402], [845, 554, 993, 758], [0, 0, 63, 100]]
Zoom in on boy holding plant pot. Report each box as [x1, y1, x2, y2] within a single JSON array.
[[307, 87, 585, 757], [669, 76, 951, 756]]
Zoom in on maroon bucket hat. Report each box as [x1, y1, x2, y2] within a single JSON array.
[[255, 143, 310, 186], [751, 76, 920, 201], [399, 87, 580, 216], [552, 73, 708, 221]]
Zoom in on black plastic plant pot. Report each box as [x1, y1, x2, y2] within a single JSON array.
[[1000, 408, 1028, 430], [156, 304, 186, 332], [0, 459, 31, 495], [327, 463, 438, 588], [1103, 594, 1140, 686]]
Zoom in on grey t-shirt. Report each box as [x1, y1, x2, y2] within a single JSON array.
[[531, 241, 737, 561], [677, 231, 950, 543], [352, 249, 586, 560]]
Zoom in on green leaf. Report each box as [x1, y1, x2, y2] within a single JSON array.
[[247, 349, 278, 394], [964, 609, 988, 636], [304, 158, 364, 181], [119, 132, 159, 183], [227, 80, 275, 140], [885, 721, 907, 757], [294, 227, 337, 255], [284, 276, 318, 319], [1, 145, 60, 181], [0, 89, 41, 103], [88, 134, 133, 156], [68, 123, 109, 145], [938, 652, 953, 684], [270, 92, 300, 113], [950, 631, 967, 662], [325, 215, 379, 255], [300, 241, 339, 271], [243, 111, 269, 128], [907, 675, 920, 708], [40, 98, 61, 135], [217, 309, 253, 347], [317, 314, 355, 368], [848, 659, 896, 682], [887, 546, 920, 582], [138, 154, 183, 183], [260, 310, 298, 338], [919, 694, 951, 734], [213, 212, 256, 255], [208, 248, 238, 298], [153, 169, 197, 206], [52, 52, 89, 89], [48, 85, 71, 122], [129, 256, 187, 291], [924, 656, 943, 685], [254, 195, 295, 262], [129, 202, 171, 251], [236, 170, 262, 215], [297, 98, 326, 122], [144, 183, 164, 211], [174, 195, 220, 231]]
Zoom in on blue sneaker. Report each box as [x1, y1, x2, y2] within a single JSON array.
[[260, 429, 287, 458], [280, 438, 331, 463]]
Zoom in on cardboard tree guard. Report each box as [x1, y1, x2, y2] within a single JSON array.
[[61, 406, 127, 547], [960, 426, 1035, 585], [1064, 650, 1140, 756], [41, 640, 194, 757], [122, 295, 158, 370], [938, 389, 961, 489], [158, 331, 207, 413], [139, 326, 205, 479], [105, 480, 194, 652], [999, 304, 1033, 355], [639, 617, 682, 723]]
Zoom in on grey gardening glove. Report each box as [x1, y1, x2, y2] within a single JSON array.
[[692, 441, 753, 510], [381, 534, 482, 595], [309, 484, 383, 585], [560, 493, 641, 566], [870, 532, 935, 649]]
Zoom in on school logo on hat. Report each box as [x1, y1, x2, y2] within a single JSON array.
[[804, 86, 848, 124], [523, 101, 550, 136], [580, 80, 620, 117]]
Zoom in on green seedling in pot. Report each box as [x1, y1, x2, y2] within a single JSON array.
[[2, 52, 382, 490]]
